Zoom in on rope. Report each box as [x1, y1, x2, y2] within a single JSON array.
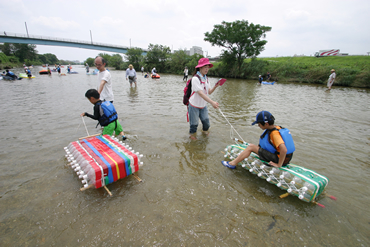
[[81, 116, 90, 136], [218, 108, 245, 143]]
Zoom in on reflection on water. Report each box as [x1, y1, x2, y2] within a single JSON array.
[[0, 65, 369, 246]]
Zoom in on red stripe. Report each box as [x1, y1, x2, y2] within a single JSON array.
[[104, 135, 139, 172], [87, 137, 119, 182]]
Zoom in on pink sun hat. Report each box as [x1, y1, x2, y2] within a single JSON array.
[[195, 58, 214, 68]]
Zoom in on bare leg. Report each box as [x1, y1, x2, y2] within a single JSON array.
[[229, 144, 259, 166]]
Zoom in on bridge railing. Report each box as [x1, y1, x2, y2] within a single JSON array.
[[0, 31, 146, 51]]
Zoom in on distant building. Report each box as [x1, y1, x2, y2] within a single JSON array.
[[173, 46, 204, 56], [189, 46, 203, 56]]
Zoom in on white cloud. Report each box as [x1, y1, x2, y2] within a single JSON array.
[[1, 0, 369, 60]]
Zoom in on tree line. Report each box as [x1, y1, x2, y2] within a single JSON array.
[[1, 19, 273, 80], [0, 43, 80, 69]]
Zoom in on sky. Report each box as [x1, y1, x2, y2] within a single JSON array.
[[1, 0, 369, 62]]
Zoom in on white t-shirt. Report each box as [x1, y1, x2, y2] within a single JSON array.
[[189, 75, 210, 108], [97, 70, 113, 102], [184, 68, 188, 76]]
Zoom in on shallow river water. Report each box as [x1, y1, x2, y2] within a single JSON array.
[[0, 65, 369, 246]]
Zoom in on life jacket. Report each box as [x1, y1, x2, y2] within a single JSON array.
[[96, 100, 118, 127], [183, 74, 202, 105], [259, 126, 295, 156]]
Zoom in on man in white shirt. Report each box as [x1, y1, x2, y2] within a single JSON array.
[[95, 56, 114, 102]]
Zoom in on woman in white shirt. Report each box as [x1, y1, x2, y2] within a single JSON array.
[[188, 58, 220, 140]]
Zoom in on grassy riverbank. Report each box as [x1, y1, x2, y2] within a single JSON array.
[[209, 56, 370, 88]]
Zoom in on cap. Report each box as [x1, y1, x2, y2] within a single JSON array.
[[331, 69, 335, 72], [251, 111, 274, 125]]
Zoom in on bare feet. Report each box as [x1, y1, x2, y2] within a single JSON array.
[[189, 134, 197, 140]]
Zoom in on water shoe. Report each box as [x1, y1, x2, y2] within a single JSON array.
[[221, 161, 236, 169]]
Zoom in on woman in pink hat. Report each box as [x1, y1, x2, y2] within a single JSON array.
[[188, 58, 220, 140]]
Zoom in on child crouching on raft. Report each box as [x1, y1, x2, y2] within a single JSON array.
[[81, 89, 126, 140], [221, 111, 295, 168]]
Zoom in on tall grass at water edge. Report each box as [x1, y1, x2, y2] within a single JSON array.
[[209, 56, 370, 88]]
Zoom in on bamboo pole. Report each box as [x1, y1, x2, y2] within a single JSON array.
[[279, 192, 290, 199], [132, 173, 142, 182], [104, 185, 113, 196], [78, 133, 100, 140], [80, 184, 94, 191]]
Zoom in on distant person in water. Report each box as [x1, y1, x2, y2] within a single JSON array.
[[266, 72, 271, 81], [86, 63, 90, 73], [327, 69, 336, 90], [258, 75, 263, 84], [183, 66, 188, 81], [95, 56, 114, 103], [126, 64, 137, 87], [152, 67, 157, 76]]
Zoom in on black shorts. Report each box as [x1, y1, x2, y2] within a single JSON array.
[[258, 147, 292, 167]]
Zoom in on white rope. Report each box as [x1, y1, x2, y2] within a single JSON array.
[[218, 107, 245, 143], [81, 116, 90, 136]]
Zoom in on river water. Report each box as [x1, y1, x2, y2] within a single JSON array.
[[0, 65, 369, 246]]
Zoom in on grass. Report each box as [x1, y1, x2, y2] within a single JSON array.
[[208, 55, 370, 88]]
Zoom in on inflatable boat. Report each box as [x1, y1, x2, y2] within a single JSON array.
[[151, 74, 160, 79], [262, 81, 275, 85], [19, 73, 35, 78], [224, 140, 330, 205], [64, 134, 143, 193], [67, 71, 78, 74], [39, 70, 49, 75]]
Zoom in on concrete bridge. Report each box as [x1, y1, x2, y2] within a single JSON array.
[[0, 31, 147, 54]]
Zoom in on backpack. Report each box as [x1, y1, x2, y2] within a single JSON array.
[[183, 74, 201, 105]]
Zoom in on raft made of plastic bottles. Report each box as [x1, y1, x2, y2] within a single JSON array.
[[64, 134, 143, 192], [224, 140, 329, 203]]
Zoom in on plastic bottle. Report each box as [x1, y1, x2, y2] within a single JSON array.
[[280, 171, 294, 183], [301, 182, 316, 196], [290, 176, 304, 189]]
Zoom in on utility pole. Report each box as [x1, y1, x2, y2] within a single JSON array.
[[90, 30, 93, 44], [25, 22, 29, 37], [130, 38, 131, 48]]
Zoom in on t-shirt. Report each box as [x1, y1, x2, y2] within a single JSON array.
[[126, 68, 137, 78], [270, 127, 285, 154], [97, 70, 113, 102], [189, 75, 210, 108], [329, 72, 336, 81]]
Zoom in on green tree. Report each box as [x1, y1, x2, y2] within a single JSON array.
[[84, 57, 95, 67], [0, 43, 13, 56], [168, 49, 190, 74], [109, 54, 124, 70], [145, 44, 171, 73], [0, 43, 38, 62], [204, 20, 271, 76], [13, 44, 38, 62], [125, 48, 143, 70]]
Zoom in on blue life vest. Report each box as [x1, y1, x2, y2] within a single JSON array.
[[259, 126, 295, 155], [8, 71, 15, 76], [97, 100, 117, 126], [27, 69, 31, 74]]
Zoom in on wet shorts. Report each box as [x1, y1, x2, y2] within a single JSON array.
[[128, 76, 136, 84], [258, 147, 292, 167], [103, 120, 123, 136]]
